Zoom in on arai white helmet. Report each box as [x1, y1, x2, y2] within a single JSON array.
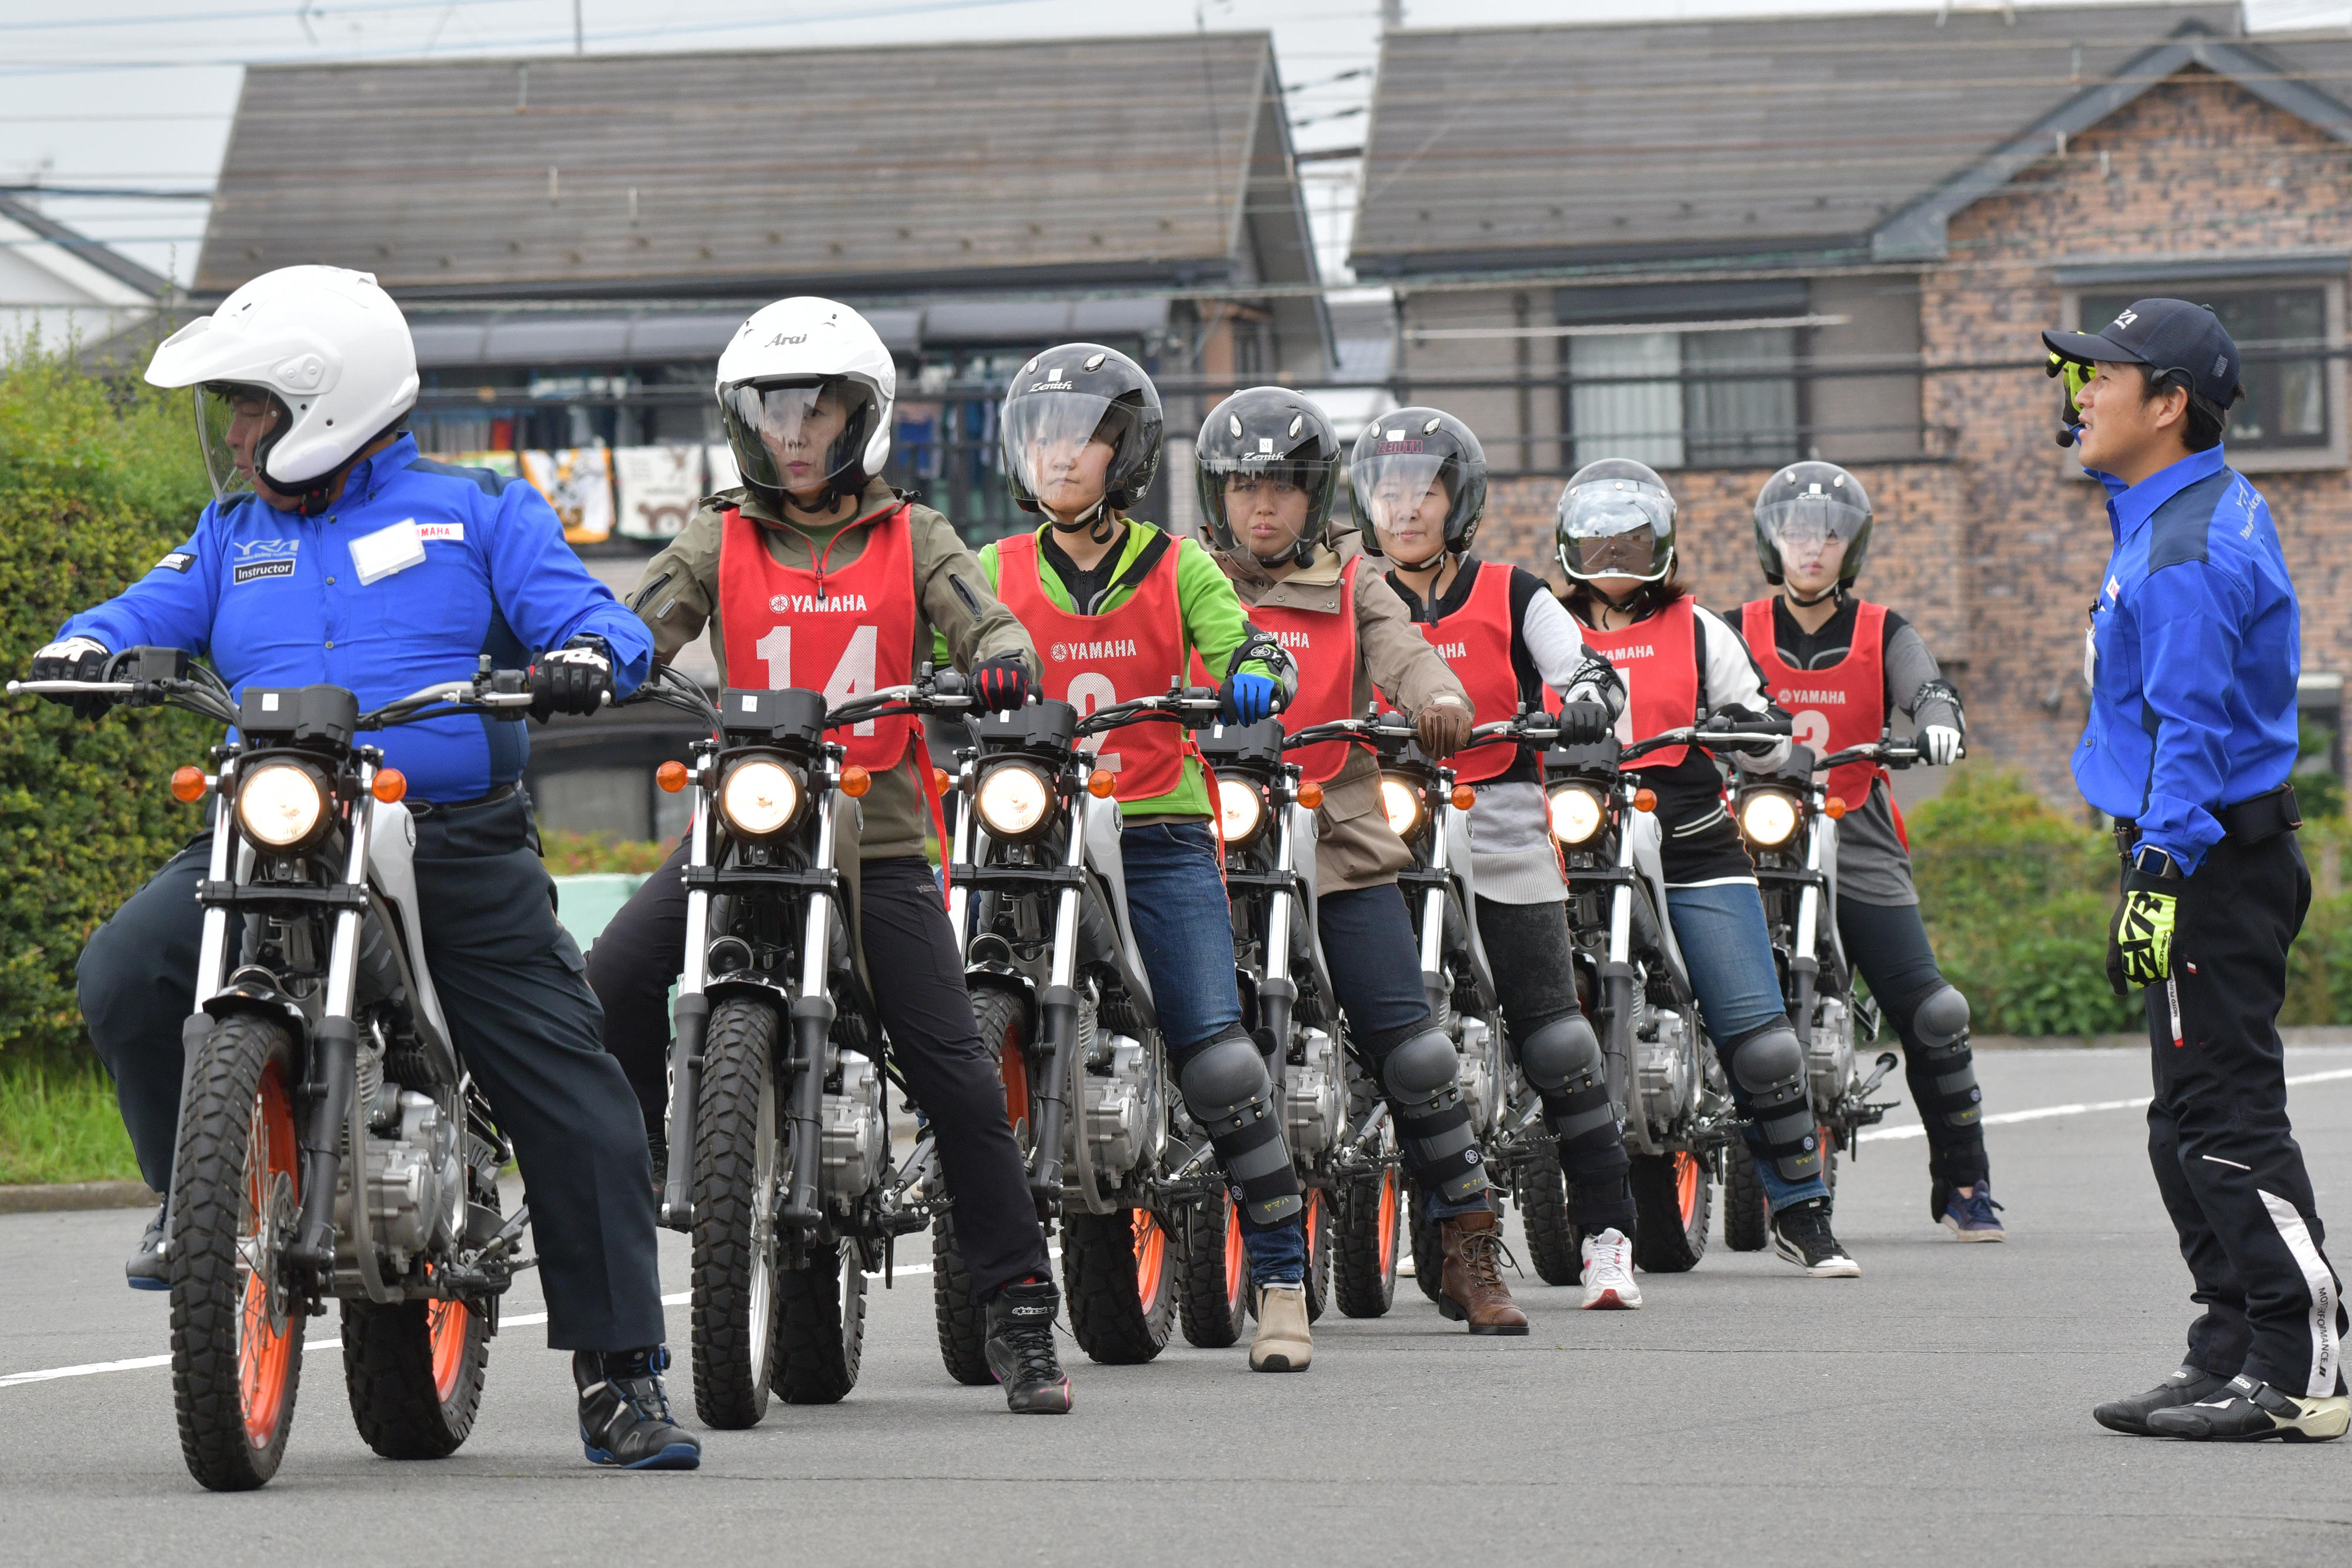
[[714, 297, 897, 506]]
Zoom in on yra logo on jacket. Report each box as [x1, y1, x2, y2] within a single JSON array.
[[231, 537, 300, 585]]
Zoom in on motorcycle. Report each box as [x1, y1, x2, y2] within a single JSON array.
[[1536, 714, 1794, 1273], [932, 684, 1217, 1373], [12, 649, 539, 1491], [642, 663, 960, 1427], [1718, 735, 1914, 1250]]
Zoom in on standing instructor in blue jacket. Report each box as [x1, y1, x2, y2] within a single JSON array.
[[2046, 298, 2347, 1444], [31, 266, 698, 1470]]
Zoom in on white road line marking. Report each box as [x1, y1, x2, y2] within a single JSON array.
[[1857, 1066, 2352, 1143]]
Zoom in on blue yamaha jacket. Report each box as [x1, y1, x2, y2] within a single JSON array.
[[2073, 444, 2300, 875], [61, 434, 650, 803]]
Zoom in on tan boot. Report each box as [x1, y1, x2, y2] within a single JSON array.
[[1249, 1282, 1312, 1372], [1438, 1209, 1529, 1335]]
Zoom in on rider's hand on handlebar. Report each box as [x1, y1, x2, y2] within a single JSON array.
[[1920, 724, 1962, 767], [529, 637, 614, 721], [1220, 670, 1283, 727], [1556, 699, 1611, 747], [1415, 701, 1472, 758], [968, 654, 1030, 714], [30, 637, 113, 720]]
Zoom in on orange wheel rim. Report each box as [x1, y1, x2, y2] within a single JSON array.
[[999, 1015, 1030, 1131], [1221, 1192, 1245, 1306], [426, 1296, 470, 1403], [1376, 1168, 1398, 1276], [1131, 1210, 1168, 1310], [1673, 1150, 1700, 1228], [238, 1060, 299, 1450]]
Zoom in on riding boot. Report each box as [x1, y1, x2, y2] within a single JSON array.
[[1437, 1209, 1528, 1335]]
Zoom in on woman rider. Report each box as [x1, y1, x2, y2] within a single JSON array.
[[958, 345, 1318, 1372], [1361, 409, 1649, 1309], [1554, 457, 1860, 1278], [1193, 386, 1525, 1333], [1738, 462, 2000, 1240]]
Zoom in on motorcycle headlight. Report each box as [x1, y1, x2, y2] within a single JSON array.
[[1738, 790, 1801, 848], [1546, 784, 1606, 846], [1217, 777, 1266, 846], [975, 763, 1054, 839], [1379, 774, 1426, 840], [235, 762, 329, 848], [719, 757, 803, 837]]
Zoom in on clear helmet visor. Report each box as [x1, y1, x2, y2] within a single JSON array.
[[1352, 451, 1453, 555], [1205, 461, 1322, 557], [1758, 495, 1870, 580], [1003, 390, 1129, 519], [194, 383, 287, 503], [1558, 484, 1675, 581], [719, 379, 875, 498]]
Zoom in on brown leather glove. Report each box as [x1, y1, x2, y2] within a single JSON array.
[[1416, 703, 1473, 758]]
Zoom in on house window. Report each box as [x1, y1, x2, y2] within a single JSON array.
[[2079, 287, 2328, 452], [1568, 325, 1799, 470]]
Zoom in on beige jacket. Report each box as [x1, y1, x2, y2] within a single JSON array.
[[1210, 536, 1472, 893], [626, 478, 1037, 861]]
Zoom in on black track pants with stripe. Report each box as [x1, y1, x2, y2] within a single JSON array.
[[2143, 831, 2347, 1396]]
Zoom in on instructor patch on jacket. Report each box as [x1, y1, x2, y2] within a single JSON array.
[[233, 558, 298, 585], [154, 550, 194, 574]]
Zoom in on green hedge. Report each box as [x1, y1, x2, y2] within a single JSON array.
[[0, 352, 216, 1062]]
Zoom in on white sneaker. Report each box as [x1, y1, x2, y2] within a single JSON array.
[[1578, 1227, 1642, 1309]]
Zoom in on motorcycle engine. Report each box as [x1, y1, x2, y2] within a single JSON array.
[[338, 1088, 465, 1276], [1636, 1000, 1697, 1132], [1808, 995, 1856, 1112], [819, 1054, 887, 1201], [1284, 1027, 1341, 1157], [1455, 1014, 1502, 1136], [1073, 1032, 1153, 1183]]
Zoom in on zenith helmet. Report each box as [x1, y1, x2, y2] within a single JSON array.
[[999, 343, 1164, 524], [1349, 407, 1488, 569], [1556, 459, 1678, 585], [714, 297, 897, 511], [144, 264, 420, 516], [1194, 387, 1341, 567], [1752, 460, 1873, 597]]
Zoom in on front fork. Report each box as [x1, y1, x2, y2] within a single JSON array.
[[1789, 811, 1826, 1049], [779, 766, 843, 1234], [288, 771, 377, 1274], [1257, 793, 1299, 1104], [660, 775, 715, 1232], [1601, 828, 1655, 1152], [1027, 801, 1089, 1212], [1418, 793, 1453, 1029]]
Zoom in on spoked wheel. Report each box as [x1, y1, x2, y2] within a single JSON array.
[[170, 1014, 306, 1492], [1518, 1147, 1583, 1286], [1629, 1149, 1712, 1273], [1176, 1190, 1248, 1348], [933, 989, 1031, 1385], [342, 1263, 489, 1459], [1723, 1141, 1768, 1251], [1332, 1160, 1402, 1319], [690, 996, 783, 1427], [1063, 1207, 1176, 1363], [1301, 1189, 1331, 1323], [771, 1236, 867, 1404]]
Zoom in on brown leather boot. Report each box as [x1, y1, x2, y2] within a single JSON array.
[[1438, 1209, 1529, 1335]]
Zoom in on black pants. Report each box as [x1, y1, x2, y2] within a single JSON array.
[[76, 793, 666, 1352], [586, 844, 1050, 1300], [1835, 897, 1989, 1187], [1474, 895, 1638, 1235], [2141, 833, 2346, 1395]]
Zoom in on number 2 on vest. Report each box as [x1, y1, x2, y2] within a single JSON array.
[[1067, 671, 1121, 775], [753, 624, 882, 735]]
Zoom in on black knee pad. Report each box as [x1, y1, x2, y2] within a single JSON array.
[[1380, 1026, 1486, 1204], [1178, 1026, 1301, 1226], [1909, 983, 1982, 1132], [1516, 1011, 1603, 1095], [1727, 1022, 1821, 1183]]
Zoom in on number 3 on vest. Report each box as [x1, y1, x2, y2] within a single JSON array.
[[754, 624, 882, 735]]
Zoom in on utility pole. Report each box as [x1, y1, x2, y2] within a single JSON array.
[[1379, 0, 1402, 28], [573, 0, 583, 55]]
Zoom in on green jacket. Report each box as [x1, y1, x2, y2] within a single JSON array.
[[951, 520, 1281, 821]]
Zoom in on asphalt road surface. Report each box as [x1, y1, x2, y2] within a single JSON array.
[[5, 1047, 2349, 1566]]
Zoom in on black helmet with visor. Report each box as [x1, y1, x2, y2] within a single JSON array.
[[1349, 407, 1488, 570], [1753, 460, 1873, 601], [1000, 343, 1164, 527], [1556, 459, 1677, 584], [1195, 387, 1340, 567]]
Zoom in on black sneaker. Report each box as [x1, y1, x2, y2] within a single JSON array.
[[2146, 1375, 2351, 1443], [984, 1279, 1073, 1413], [2092, 1364, 2228, 1435], [1770, 1196, 1860, 1278], [125, 1201, 168, 1292], [576, 1347, 702, 1469]]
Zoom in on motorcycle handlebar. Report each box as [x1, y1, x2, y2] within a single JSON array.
[[1075, 686, 1224, 737], [826, 680, 974, 730]]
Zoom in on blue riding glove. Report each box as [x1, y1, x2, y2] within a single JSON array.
[[1220, 670, 1282, 727]]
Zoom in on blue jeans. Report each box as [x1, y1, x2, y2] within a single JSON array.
[[1665, 881, 1829, 1213], [1120, 820, 1305, 1285]]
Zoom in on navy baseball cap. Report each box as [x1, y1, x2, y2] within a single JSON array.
[[2043, 298, 2243, 410]]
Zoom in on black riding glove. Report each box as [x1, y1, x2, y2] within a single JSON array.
[[1556, 700, 1611, 746], [969, 655, 1031, 714], [530, 636, 614, 721], [29, 636, 114, 721]]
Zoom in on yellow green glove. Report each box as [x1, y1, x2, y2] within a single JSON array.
[[2107, 870, 2179, 995]]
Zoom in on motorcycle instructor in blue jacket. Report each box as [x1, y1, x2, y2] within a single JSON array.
[[34, 265, 699, 1470], [2047, 298, 2348, 1444]]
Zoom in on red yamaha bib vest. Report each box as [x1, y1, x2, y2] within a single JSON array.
[[1578, 596, 1699, 771], [994, 530, 1192, 801], [717, 502, 920, 773], [1195, 557, 1364, 784], [1411, 560, 1521, 784], [1740, 597, 1894, 815]]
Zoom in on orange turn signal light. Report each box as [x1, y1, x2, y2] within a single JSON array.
[[371, 768, 407, 804], [1450, 783, 1477, 811], [170, 766, 207, 804], [1825, 795, 1847, 820], [657, 760, 689, 794], [840, 765, 873, 799], [934, 767, 952, 795], [1631, 788, 1658, 814], [1297, 781, 1325, 810], [1087, 769, 1117, 799]]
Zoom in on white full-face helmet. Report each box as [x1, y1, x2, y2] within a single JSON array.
[[714, 297, 897, 510], [145, 264, 420, 515]]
